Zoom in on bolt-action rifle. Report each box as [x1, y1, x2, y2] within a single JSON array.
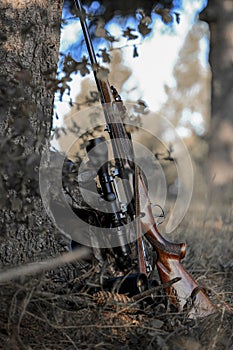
[[73, 0, 215, 318]]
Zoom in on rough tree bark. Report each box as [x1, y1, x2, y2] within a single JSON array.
[[200, 0, 233, 185], [0, 0, 66, 266]]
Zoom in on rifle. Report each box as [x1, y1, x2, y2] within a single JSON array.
[[73, 0, 215, 318]]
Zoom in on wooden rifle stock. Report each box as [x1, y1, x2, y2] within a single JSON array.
[[138, 172, 215, 317]]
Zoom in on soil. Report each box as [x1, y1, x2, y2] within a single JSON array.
[[0, 184, 232, 350]]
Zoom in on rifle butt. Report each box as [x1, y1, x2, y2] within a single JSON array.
[[156, 253, 216, 318], [144, 225, 215, 318], [139, 174, 215, 318]]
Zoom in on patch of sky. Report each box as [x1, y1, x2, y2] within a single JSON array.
[[120, 0, 206, 109]]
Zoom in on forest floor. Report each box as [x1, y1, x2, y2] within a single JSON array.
[[0, 182, 232, 350]]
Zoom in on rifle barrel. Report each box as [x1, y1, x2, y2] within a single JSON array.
[[73, 0, 97, 65], [73, 0, 105, 102]]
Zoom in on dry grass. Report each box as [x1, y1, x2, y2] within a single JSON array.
[[0, 185, 232, 350]]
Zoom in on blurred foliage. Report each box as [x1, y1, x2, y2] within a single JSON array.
[[56, 0, 182, 103], [66, 0, 180, 23], [60, 0, 182, 63]]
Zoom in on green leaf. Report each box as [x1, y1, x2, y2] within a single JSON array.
[[99, 48, 111, 63], [154, 6, 173, 24], [123, 27, 138, 40], [133, 45, 139, 57], [78, 57, 90, 77], [138, 22, 151, 36]]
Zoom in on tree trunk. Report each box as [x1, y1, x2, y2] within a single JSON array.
[[0, 0, 66, 266], [200, 0, 233, 185]]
